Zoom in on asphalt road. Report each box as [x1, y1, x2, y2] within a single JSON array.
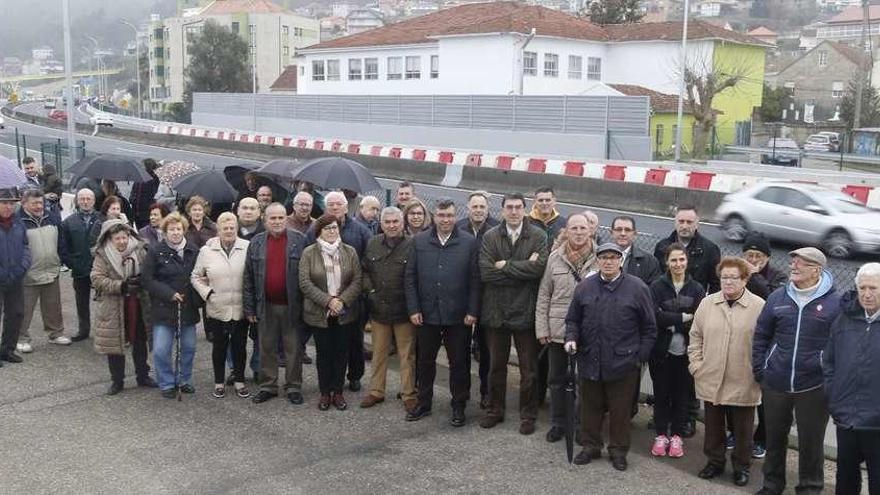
[[0, 113, 871, 285]]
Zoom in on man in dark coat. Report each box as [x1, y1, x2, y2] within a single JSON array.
[[404, 198, 480, 426], [479, 193, 548, 435], [129, 158, 160, 228], [455, 190, 499, 409], [653, 205, 721, 294], [565, 243, 657, 471], [741, 232, 787, 300], [0, 189, 32, 365], [824, 262, 880, 495], [61, 188, 105, 342]]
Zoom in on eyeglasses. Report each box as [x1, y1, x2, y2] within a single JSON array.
[[408, 211, 425, 216], [612, 227, 635, 233], [293, 202, 311, 207], [720, 276, 742, 282]]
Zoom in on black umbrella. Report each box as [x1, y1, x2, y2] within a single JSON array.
[[68, 154, 152, 182], [254, 159, 300, 182], [291, 157, 381, 193], [223, 163, 260, 192], [171, 170, 237, 204], [564, 354, 577, 464]]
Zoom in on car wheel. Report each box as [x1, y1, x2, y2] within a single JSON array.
[[722, 215, 749, 242], [823, 230, 854, 259]]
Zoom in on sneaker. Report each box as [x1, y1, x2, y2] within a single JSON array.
[[16, 342, 33, 353], [725, 432, 735, 450], [48, 336, 72, 345], [651, 435, 669, 457], [668, 435, 684, 458], [752, 444, 766, 459]]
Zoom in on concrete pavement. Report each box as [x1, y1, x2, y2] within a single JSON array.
[[1, 272, 855, 494]]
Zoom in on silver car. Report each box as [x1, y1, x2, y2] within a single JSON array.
[[716, 182, 880, 258]]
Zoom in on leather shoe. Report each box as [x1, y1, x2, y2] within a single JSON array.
[[405, 405, 432, 421], [732, 470, 750, 487], [70, 333, 89, 342], [610, 456, 628, 471], [288, 392, 304, 405], [137, 377, 158, 388], [251, 391, 277, 404], [450, 408, 466, 427], [697, 463, 725, 479], [348, 380, 361, 392], [479, 415, 503, 429], [403, 398, 418, 413], [179, 384, 195, 394], [332, 392, 347, 410], [318, 394, 331, 411], [573, 449, 601, 465], [519, 419, 536, 435], [161, 388, 177, 399], [1, 352, 23, 363], [545, 426, 564, 443], [360, 394, 385, 408], [107, 382, 123, 395]]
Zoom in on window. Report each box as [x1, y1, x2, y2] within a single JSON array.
[[294, 27, 303, 37], [430, 55, 439, 79], [523, 51, 537, 76], [154, 28, 163, 40], [405, 56, 421, 79], [282, 25, 289, 36], [568, 55, 582, 79], [154, 47, 164, 58], [312, 60, 325, 81], [349, 58, 362, 80], [655, 124, 664, 147], [544, 53, 558, 77], [832, 81, 844, 98], [818, 50, 827, 67], [587, 57, 601, 80], [387, 56, 402, 80], [232, 22, 240, 34], [299, 66, 304, 76], [282, 46, 289, 56], [326, 59, 340, 80], [365, 58, 378, 80]]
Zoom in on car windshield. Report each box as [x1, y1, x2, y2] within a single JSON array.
[[816, 191, 871, 213]]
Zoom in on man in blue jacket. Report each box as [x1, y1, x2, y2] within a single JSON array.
[[824, 262, 880, 495], [752, 247, 842, 495], [0, 188, 32, 365]]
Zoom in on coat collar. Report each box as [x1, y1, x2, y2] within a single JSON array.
[[709, 288, 756, 308]]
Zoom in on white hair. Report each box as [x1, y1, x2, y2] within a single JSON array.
[[381, 206, 403, 219], [293, 191, 313, 204], [360, 195, 380, 208], [76, 188, 95, 199], [856, 263, 880, 284], [325, 191, 348, 205]]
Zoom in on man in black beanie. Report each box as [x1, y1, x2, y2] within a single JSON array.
[[741, 232, 788, 300]]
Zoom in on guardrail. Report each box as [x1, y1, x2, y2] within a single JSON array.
[[726, 145, 880, 167]]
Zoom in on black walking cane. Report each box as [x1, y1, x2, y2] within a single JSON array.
[[564, 353, 577, 464], [175, 301, 182, 402]]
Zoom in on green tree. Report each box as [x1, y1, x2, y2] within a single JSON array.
[[583, 0, 644, 24], [171, 20, 251, 123], [758, 84, 792, 122], [841, 79, 880, 130]]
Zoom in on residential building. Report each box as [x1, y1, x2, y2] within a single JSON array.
[[2, 57, 22, 76], [32, 46, 54, 61], [817, 5, 880, 43], [296, 2, 768, 147], [691, 0, 738, 18], [148, 0, 320, 112], [767, 39, 868, 122], [609, 84, 697, 159], [346, 9, 385, 34], [748, 26, 778, 46], [269, 65, 298, 93]]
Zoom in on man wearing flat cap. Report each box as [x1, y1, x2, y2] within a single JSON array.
[[564, 243, 657, 471], [0, 187, 32, 365], [752, 247, 841, 495]]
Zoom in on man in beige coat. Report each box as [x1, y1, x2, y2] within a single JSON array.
[[688, 256, 765, 487]]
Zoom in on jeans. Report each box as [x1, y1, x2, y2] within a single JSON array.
[[0, 280, 24, 357], [836, 427, 880, 495], [152, 323, 197, 391]]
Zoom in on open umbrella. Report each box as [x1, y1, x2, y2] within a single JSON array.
[[0, 156, 27, 190], [291, 157, 381, 193], [223, 163, 260, 192], [564, 354, 577, 464], [69, 154, 152, 182], [171, 169, 237, 204], [155, 160, 201, 187], [254, 159, 300, 182]]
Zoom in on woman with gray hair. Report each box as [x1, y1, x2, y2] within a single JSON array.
[[191, 212, 251, 399]]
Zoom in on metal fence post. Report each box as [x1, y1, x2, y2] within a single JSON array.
[[14, 128, 21, 166]]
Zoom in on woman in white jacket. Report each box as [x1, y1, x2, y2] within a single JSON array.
[[535, 214, 596, 443], [191, 212, 250, 399]]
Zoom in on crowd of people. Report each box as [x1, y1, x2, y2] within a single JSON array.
[[0, 159, 878, 494]]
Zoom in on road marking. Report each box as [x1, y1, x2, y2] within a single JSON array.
[[115, 147, 148, 155]]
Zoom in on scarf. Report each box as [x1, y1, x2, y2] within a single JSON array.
[[565, 240, 593, 272], [104, 237, 140, 279], [317, 238, 342, 297], [166, 238, 187, 258]]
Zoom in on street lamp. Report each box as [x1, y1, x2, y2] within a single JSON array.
[[62, 0, 76, 168], [674, 0, 690, 162], [85, 36, 105, 103], [121, 19, 143, 118]]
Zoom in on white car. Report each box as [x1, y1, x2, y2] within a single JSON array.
[[803, 134, 832, 152], [89, 113, 114, 127], [0, 115, 5, 129], [43, 98, 56, 109], [717, 182, 880, 258]]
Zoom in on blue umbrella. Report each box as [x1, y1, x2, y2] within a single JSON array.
[[0, 156, 27, 190]]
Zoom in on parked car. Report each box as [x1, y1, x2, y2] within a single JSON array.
[[817, 131, 841, 151], [89, 113, 114, 127], [716, 182, 880, 258], [43, 98, 57, 109], [761, 138, 801, 167], [48, 110, 68, 123], [804, 134, 833, 152]]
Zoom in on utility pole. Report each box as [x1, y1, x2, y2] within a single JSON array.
[[62, 0, 77, 167], [853, 0, 870, 130], [674, 0, 691, 162]]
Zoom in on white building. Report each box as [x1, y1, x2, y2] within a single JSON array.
[[346, 9, 385, 34], [31, 46, 54, 61], [148, 0, 320, 111], [295, 1, 766, 97]]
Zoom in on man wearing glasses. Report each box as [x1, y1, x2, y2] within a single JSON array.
[[752, 247, 842, 495], [611, 216, 661, 285]]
